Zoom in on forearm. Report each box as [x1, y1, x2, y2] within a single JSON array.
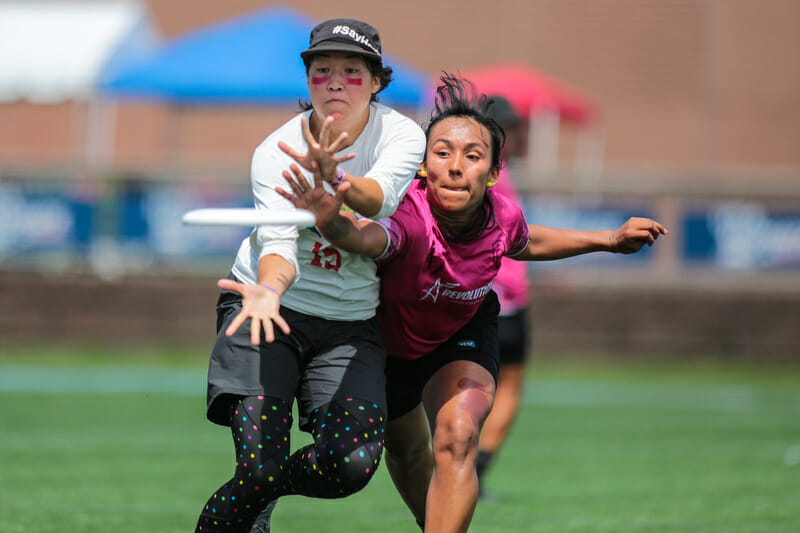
[[339, 173, 384, 218], [318, 216, 386, 258], [516, 225, 614, 261], [257, 254, 297, 295]]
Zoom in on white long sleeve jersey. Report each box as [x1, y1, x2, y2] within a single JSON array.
[[231, 102, 426, 321]]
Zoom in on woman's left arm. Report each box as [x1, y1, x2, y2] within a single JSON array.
[[278, 114, 424, 219], [513, 217, 668, 261]]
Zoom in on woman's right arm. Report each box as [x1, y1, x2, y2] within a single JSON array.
[[278, 163, 388, 258], [317, 214, 388, 259]]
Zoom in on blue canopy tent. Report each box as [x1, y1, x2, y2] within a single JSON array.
[[99, 6, 429, 108]]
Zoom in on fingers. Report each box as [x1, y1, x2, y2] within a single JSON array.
[[292, 164, 314, 192], [300, 116, 318, 149], [217, 278, 241, 293], [327, 131, 349, 154], [310, 160, 324, 189], [225, 310, 247, 337], [275, 184, 299, 206], [277, 141, 303, 161], [250, 317, 261, 346], [334, 152, 357, 164], [318, 115, 334, 148], [333, 181, 351, 200], [273, 314, 292, 336]]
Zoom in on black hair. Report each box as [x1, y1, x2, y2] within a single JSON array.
[[420, 73, 506, 242], [424, 73, 506, 173], [297, 55, 393, 111]]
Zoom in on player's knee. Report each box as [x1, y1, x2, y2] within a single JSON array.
[[313, 398, 386, 496], [432, 412, 480, 465], [232, 451, 288, 505], [324, 437, 383, 496]]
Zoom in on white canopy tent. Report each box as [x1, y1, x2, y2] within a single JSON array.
[[0, 0, 158, 103], [0, 1, 158, 170]]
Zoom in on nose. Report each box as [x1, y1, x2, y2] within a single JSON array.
[[448, 154, 462, 176], [326, 70, 345, 91]]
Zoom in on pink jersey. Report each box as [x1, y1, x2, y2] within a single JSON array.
[[491, 168, 532, 314], [375, 179, 529, 360]]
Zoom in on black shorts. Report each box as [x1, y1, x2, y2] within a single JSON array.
[[498, 308, 531, 365], [206, 282, 387, 431], [385, 291, 500, 421]]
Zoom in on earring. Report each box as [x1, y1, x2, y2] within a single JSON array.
[[487, 181, 495, 187], [418, 170, 427, 177]]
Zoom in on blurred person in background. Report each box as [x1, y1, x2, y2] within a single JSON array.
[[194, 18, 425, 533], [474, 96, 532, 500], [277, 74, 667, 532]]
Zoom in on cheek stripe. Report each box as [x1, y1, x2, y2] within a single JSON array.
[[345, 78, 363, 86], [311, 76, 330, 85]]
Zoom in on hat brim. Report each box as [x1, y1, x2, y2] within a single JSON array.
[[300, 41, 381, 62]]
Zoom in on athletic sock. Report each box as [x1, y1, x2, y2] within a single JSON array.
[[476, 449, 494, 482]]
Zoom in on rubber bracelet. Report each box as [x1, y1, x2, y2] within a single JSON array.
[[330, 167, 346, 188], [260, 284, 279, 295]]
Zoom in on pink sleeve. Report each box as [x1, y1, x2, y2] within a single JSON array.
[[375, 214, 407, 263], [506, 205, 530, 257]]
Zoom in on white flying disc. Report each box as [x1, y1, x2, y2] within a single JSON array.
[[182, 208, 316, 227]]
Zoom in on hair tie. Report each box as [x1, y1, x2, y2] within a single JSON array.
[[260, 284, 279, 295]]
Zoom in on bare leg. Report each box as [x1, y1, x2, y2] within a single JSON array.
[[479, 362, 524, 453], [423, 361, 495, 533], [385, 404, 433, 527]]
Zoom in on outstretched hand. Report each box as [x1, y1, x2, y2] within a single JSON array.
[[609, 217, 668, 254], [217, 278, 290, 345], [277, 162, 350, 228], [277, 115, 355, 181]]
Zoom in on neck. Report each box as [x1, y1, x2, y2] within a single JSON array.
[[430, 202, 483, 241], [310, 106, 371, 151]]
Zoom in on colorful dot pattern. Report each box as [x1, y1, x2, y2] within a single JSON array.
[[196, 396, 291, 532], [282, 397, 386, 498], [196, 396, 386, 531]]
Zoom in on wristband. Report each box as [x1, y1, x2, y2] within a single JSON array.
[[260, 284, 279, 295], [330, 167, 346, 188]]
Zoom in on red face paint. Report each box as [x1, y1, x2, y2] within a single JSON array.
[[345, 77, 363, 86], [311, 75, 330, 85]]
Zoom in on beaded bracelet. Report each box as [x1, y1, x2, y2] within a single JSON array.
[[330, 167, 346, 188]]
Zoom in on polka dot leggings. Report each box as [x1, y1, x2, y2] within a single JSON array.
[[195, 395, 385, 532]]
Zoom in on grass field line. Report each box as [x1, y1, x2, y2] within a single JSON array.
[[2, 364, 799, 413]]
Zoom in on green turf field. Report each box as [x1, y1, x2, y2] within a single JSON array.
[[1, 343, 798, 532]]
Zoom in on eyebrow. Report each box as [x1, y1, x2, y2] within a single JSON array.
[[432, 138, 488, 150]]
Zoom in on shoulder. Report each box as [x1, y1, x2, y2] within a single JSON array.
[[487, 188, 529, 253], [384, 181, 428, 229], [370, 104, 425, 140], [255, 113, 307, 153], [487, 187, 524, 220], [250, 113, 307, 176], [399, 180, 428, 214]]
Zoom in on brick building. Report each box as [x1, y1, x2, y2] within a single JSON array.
[[2, 0, 799, 183]]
